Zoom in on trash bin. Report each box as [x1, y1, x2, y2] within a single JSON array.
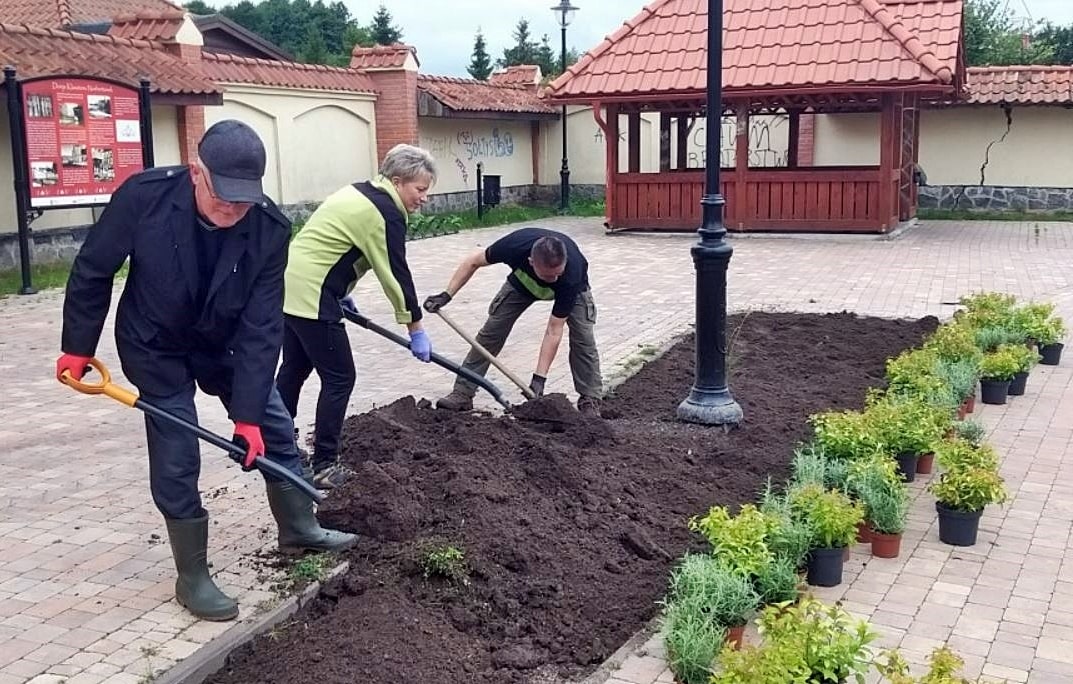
[[483, 174, 501, 207]]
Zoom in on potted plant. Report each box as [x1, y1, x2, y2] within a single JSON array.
[[876, 645, 991, 683], [662, 593, 725, 684], [848, 455, 908, 558], [664, 554, 760, 652], [1001, 343, 1039, 396], [864, 396, 947, 481], [688, 504, 773, 578], [933, 437, 999, 470], [929, 465, 1007, 546], [753, 555, 801, 608], [712, 596, 876, 684], [978, 346, 1020, 405], [789, 484, 863, 587], [951, 419, 986, 446], [959, 292, 1018, 331], [1035, 314, 1066, 366], [934, 357, 980, 420], [808, 409, 879, 461]]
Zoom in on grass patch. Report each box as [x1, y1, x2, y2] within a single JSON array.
[[280, 552, 335, 590], [918, 208, 1073, 222], [420, 544, 469, 584], [0, 261, 128, 298]]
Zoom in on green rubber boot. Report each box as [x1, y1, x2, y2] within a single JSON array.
[[164, 516, 239, 621], [265, 480, 358, 554]]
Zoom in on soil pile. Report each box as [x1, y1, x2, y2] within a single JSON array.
[[208, 312, 937, 684]]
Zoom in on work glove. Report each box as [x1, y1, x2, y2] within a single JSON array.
[[232, 421, 265, 471], [423, 291, 452, 313], [56, 353, 92, 382], [409, 329, 432, 363], [529, 373, 547, 397]]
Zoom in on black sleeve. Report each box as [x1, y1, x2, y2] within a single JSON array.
[[551, 286, 582, 319], [228, 223, 288, 424], [383, 211, 422, 324], [484, 231, 524, 265], [61, 179, 138, 356]]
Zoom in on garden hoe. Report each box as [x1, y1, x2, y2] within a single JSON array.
[[339, 299, 512, 410], [433, 309, 537, 402], [59, 358, 324, 504]]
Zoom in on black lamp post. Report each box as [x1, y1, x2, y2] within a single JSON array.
[[552, 0, 577, 212], [677, 0, 742, 426]]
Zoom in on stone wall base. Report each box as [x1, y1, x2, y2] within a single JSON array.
[[918, 185, 1073, 212]]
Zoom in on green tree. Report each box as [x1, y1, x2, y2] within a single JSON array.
[[212, 0, 368, 66], [370, 4, 403, 45], [498, 19, 538, 68], [182, 0, 215, 14], [468, 28, 493, 80], [1036, 22, 1073, 65], [963, 0, 1053, 65], [299, 25, 329, 64]]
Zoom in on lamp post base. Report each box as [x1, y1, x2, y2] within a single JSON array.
[[677, 388, 743, 426]]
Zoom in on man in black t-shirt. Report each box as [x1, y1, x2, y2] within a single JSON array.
[[424, 227, 603, 415]]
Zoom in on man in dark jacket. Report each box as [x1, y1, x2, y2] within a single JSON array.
[[56, 120, 355, 622]]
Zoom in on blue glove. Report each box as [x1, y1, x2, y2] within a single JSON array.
[[409, 329, 431, 362]]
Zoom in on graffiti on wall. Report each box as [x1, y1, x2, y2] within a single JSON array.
[[686, 116, 788, 168], [420, 127, 516, 186]]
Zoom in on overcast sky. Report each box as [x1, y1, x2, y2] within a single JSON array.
[[201, 1, 1073, 77]]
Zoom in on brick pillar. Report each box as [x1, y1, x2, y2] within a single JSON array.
[[177, 105, 205, 165], [797, 113, 815, 167], [364, 70, 419, 163]]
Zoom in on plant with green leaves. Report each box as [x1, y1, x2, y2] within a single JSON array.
[[753, 554, 802, 607], [979, 346, 1021, 381], [864, 395, 949, 457], [789, 444, 850, 492], [808, 410, 880, 460], [788, 483, 864, 550], [959, 292, 1017, 329], [884, 348, 947, 398], [1034, 315, 1067, 346], [757, 485, 812, 570], [925, 322, 984, 366], [973, 325, 1023, 353], [1000, 342, 1039, 373], [688, 504, 773, 578], [851, 464, 910, 536], [666, 554, 760, 629], [1011, 302, 1056, 342], [952, 420, 986, 446], [933, 437, 999, 470], [929, 465, 1008, 512], [662, 595, 724, 684], [421, 545, 468, 583], [934, 358, 981, 403], [875, 644, 991, 683], [713, 596, 876, 684]]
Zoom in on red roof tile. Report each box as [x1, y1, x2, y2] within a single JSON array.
[[107, 10, 184, 41], [0, 0, 182, 28], [0, 22, 218, 96], [202, 52, 376, 94], [962, 66, 1073, 105], [489, 65, 542, 87], [349, 43, 418, 70], [417, 75, 555, 114], [547, 0, 963, 102]]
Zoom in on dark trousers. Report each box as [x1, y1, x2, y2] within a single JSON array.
[[143, 382, 302, 520], [453, 282, 603, 399], [275, 315, 356, 471]]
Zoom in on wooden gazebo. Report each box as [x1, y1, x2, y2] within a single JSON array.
[[546, 0, 965, 233]]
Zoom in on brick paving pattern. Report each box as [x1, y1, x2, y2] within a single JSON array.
[[1, 218, 1072, 683]]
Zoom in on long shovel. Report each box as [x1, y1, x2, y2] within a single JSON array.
[[339, 299, 512, 410], [60, 359, 324, 504], [434, 310, 536, 401]]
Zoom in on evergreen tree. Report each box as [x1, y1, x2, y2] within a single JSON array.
[[1036, 22, 1073, 65], [182, 0, 215, 14], [370, 4, 403, 45], [498, 19, 538, 68], [468, 29, 493, 80], [299, 25, 329, 64]]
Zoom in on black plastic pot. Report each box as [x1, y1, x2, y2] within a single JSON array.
[[1008, 371, 1029, 396], [979, 378, 1010, 405], [894, 452, 919, 482], [936, 501, 983, 546], [1039, 342, 1064, 366], [806, 546, 845, 587]]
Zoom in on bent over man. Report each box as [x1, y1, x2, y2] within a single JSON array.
[[425, 227, 603, 415], [57, 120, 355, 622], [276, 144, 435, 489]]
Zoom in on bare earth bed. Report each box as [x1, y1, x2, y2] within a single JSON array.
[[206, 311, 937, 684]]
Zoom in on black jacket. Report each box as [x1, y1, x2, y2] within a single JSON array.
[[61, 166, 292, 424]]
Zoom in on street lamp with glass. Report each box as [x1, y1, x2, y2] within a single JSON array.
[[677, 0, 743, 427], [551, 0, 578, 212]]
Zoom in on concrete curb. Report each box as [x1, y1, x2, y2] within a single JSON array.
[[576, 617, 662, 684], [156, 560, 349, 684]]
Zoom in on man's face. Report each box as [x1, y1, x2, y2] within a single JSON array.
[[191, 163, 253, 228], [529, 256, 566, 283], [392, 174, 432, 214]]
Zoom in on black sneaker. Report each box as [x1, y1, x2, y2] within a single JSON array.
[[312, 463, 355, 490], [577, 396, 602, 417]]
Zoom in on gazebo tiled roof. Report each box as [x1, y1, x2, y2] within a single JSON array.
[[546, 0, 963, 102]]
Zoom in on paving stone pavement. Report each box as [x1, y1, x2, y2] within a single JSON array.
[[1, 218, 1072, 684]]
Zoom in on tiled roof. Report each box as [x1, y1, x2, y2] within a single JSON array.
[[202, 52, 376, 94], [350, 43, 418, 70], [546, 0, 963, 101], [107, 10, 184, 41], [0, 0, 182, 28], [489, 65, 541, 87], [0, 22, 219, 96], [417, 75, 555, 114], [963, 66, 1073, 105]]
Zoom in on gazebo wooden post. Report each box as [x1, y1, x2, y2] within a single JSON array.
[[676, 115, 690, 170], [733, 104, 749, 230], [878, 94, 897, 231], [607, 104, 621, 226], [659, 112, 672, 172], [787, 110, 800, 169], [627, 111, 641, 172]]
